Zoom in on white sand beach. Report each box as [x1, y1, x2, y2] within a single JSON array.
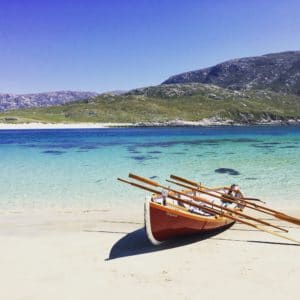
[[0, 122, 133, 130], [1, 207, 299, 300], [0, 120, 228, 130], [1, 118, 299, 130]]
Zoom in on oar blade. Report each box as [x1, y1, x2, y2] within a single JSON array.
[[255, 225, 300, 245], [275, 213, 300, 226]]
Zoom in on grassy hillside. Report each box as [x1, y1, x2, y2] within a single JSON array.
[[1, 83, 300, 124]]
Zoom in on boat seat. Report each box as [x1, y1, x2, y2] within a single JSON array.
[[189, 206, 212, 216], [152, 197, 164, 205]]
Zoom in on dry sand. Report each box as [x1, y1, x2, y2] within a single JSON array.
[[0, 121, 224, 130], [0, 207, 299, 300], [0, 118, 298, 130], [0, 123, 132, 130], [0, 121, 222, 130]]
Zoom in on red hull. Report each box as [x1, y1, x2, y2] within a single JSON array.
[[145, 200, 234, 245]]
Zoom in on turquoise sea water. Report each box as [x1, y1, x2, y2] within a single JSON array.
[[0, 126, 299, 209]]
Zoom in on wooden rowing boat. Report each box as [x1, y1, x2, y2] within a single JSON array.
[[118, 173, 300, 245], [144, 192, 235, 245]]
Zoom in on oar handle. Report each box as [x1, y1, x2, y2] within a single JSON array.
[[129, 173, 160, 187], [170, 174, 200, 187], [119, 178, 221, 217], [117, 178, 158, 194]]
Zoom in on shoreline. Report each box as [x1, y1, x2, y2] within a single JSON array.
[[0, 119, 300, 130]]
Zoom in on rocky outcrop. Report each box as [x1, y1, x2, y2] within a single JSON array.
[[163, 51, 300, 95], [0, 91, 98, 111]]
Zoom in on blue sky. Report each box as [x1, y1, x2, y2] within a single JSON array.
[[0, 0, 299, 93]]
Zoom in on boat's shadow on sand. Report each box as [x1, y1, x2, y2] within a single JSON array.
[[107, 226, 229, 260], [107, 226, 300, 260]]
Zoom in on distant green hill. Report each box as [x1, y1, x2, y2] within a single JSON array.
[[1, 83, 300, 124]]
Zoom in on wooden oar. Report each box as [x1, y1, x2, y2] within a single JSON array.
[[170, 174, 300, 226], [166, 178, 287, 231], [206, 187, 265, 203], [167, 179, 246, 203], [166, 179, 264, 210], [119, 176, 300, 244], [170, 174, 300, 225], [127, 174, 287, 232], [170, 174, 264, 202], [170, 174, 300, 224]]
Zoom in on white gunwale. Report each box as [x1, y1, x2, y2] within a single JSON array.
[[144, 198, 162, 245]]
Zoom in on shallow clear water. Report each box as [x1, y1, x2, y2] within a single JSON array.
[[0, 126, 299, 209]]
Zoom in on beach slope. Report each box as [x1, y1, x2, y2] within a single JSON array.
[[0, 208, 299, 300]]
